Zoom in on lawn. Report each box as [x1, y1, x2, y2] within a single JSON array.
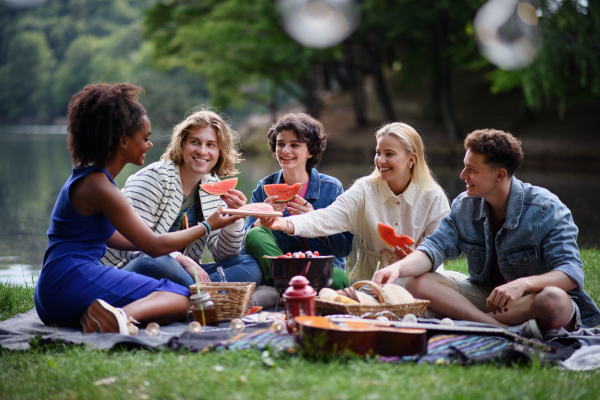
[[1, 250, 599, 400]]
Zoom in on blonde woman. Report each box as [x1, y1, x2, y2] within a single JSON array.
[[102, 110, 262, 287], [259, 122, 450, 283]]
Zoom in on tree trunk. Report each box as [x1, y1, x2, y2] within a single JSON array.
[[343, 43, 367, 126], [437, 12, 459, 142], [365, 33, 395, 122], [301, 74, 321, 119]]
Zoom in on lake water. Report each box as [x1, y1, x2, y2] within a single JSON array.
[[1, 133, 599, 285]]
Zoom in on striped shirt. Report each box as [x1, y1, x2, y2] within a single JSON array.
[[100, 160, 244, 268]]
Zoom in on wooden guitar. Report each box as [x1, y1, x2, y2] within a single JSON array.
[[294, 316, 555, 357]]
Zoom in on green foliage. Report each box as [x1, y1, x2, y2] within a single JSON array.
[[485, 0, 600, 117], [0, 281, 34, 321], [0, 0, 210, 128], [143, 0, 333, 111]]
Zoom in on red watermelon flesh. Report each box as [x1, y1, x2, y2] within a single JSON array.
[[200, 177, 238, 195], [239, 203, 275, 213], [376, 222, 415, 248], [263, 183, 303, 202]]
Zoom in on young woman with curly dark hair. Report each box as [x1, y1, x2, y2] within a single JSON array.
[[243, 112, 354, 290], [34, 83, 241, 334]]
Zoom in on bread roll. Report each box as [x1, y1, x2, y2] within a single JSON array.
[[318, 288, 338, 302], [381, 283, 414, 304], [332, 295, 359, 304], [356, 291, 380, 305]]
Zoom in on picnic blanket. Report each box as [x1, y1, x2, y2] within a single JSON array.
[[0, 308, 283, 351], [3, 308, 600, 369]]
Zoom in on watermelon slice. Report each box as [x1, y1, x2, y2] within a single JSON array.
[[200, 177, 238, 195], [239, 203, 275, 213], [263, 183, 303, 202], [376, 222, 415, 248]]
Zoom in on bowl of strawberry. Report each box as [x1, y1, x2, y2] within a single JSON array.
[[266, 251, 334, 291]]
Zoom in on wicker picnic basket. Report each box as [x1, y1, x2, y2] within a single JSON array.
[[189, 282, 255, 320], [316, 280, 429, 319]]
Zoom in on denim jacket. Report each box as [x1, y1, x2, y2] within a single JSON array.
[[418, 178, 600, 328], [244, 168, 354, 270]]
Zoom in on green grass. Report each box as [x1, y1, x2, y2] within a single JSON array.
[[1, 250, 600, 399]]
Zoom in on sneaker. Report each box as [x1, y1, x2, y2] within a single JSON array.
[[80, 299, 130, 335], [251, 285, 280, 309], [507, 319, 543, 341]]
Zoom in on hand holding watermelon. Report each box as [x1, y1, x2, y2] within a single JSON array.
[[264, 195, 287, 213], [393, 244, 414, 260], [220, 188, 247, 209], [286, 194, 313, 215]]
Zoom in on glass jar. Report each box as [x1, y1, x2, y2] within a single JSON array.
[[188, 292, 219, 326]]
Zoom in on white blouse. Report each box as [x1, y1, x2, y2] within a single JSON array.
[[289, 178, 450, 283]]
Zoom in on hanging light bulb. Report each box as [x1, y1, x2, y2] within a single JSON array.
[[474, 0, 541, 70], [276, 0, 361, 49]]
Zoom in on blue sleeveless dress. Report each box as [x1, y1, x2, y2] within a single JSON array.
[[34, 166, 189, 327]]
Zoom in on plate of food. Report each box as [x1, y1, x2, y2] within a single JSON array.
[[222, 203, 283, 217]]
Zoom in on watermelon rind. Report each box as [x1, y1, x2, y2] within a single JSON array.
[[376, 222, 415, 248], [263, 183, 303, 202], [200, 177, 238, 195]]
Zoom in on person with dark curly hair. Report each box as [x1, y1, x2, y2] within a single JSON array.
[[244, 112, 354, 289], [373, 129, 600, 338], [34, 83, 241, 334], [258, 122, 449, 284]]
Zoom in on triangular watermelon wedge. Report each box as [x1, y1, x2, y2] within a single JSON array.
[[200, 177, 238, 195], [263, 183, 303, 202], [376, 222, 415, 248]]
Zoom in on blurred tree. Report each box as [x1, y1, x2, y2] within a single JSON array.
[[0, 31, 55, 120], [487, 0, 600, 118], [143, 0, 335, 118]]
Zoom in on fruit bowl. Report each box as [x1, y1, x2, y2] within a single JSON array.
[[266, 255, 334, 291]]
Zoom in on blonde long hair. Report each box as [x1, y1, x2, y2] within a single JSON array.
[[161, 110, 242, 177], [360, 122, 441, 192]]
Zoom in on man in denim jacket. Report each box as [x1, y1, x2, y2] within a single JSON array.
[[374, 129, 600, 336]]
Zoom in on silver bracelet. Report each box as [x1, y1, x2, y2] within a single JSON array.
[[285, 219, 293, 235]]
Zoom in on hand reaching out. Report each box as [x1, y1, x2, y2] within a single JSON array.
[[205, 206, 242, 232]]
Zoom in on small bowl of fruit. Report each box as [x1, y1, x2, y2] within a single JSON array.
[[265, 251, 334, 291]]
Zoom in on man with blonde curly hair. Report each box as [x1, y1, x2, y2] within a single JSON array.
[[102, 110, 262, 287], [374, 129, 600, 338]]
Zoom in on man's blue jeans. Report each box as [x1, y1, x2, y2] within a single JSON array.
[[122, 254, 263, 288]]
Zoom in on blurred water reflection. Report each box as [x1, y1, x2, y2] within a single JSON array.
[[1, 133, 598, 284]]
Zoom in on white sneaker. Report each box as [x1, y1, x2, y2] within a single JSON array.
[[81, 299, 130, 335], [507, 319, 543, 341]]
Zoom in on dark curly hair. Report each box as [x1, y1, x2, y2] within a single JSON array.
[[266, 113, 326, 172], [67, 83, 147, 168], [464, 129, 524, 176]]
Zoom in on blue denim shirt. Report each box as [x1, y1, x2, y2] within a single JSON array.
[[244, 168, 354, 270], [418, 178, 600, 328]]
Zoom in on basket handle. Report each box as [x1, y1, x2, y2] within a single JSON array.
[[352, 280, 385, 303]]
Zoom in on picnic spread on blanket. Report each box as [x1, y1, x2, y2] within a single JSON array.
[[4, 271, 600, 370]]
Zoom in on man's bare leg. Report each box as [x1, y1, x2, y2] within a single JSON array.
[[405, 272, 505, 327], [406, 274, 574, 331], [486, 286, 573, 331]]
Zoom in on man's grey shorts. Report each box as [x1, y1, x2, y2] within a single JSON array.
[[441, 270, 581, 330]]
